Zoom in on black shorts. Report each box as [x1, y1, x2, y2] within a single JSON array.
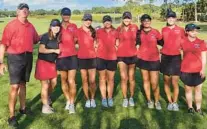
[[7, 52, 33, 85], [160, 54, 181, 76], [136, 58, 160, 71], [117, 56, 137, 65], [180, 72, 205, 86], [96, 58, 117, 71], [56, 55, 78, 71], [78, 58, 96, 70]]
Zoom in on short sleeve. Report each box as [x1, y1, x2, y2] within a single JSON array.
[[33, 27, 40, 44], [74, 29, 79, 39], [40, 33, 49, 45], [180, 28, 186, 39], [1, 24, 13, 47], [135, 24, 139, 31], [116, 27, 121, 39], [155, 30, 162, 40], [96, 29, 100, 39], [114, 30, 119, 39], [200, 40, 207, 51], [72, 24, 78, 37], [180, 39, 185, 50]]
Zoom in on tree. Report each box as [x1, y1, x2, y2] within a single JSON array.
[[73, 9, 81, 15]]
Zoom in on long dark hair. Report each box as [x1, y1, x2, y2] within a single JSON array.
[[89, 25, 96, 39], [48, 27, 61, 43]]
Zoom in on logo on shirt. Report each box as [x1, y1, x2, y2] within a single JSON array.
[[194, 43, 200, 49], [150, 34, 156, 39], [68, 27, 74, 32], [174, 29, 181, 34], [130, 27, 136, 32]]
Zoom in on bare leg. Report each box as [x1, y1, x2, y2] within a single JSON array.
[[99, 70, 107, 99], [68, 70, 77, 104], [88, 69, 96, 99], [81, 69, 89, 100], [118, 62, 128, 99], [128, 64, 136, 98], [107, 70, 115, 99], [141, 69, 151, 101], [9, 85, 19, 117]]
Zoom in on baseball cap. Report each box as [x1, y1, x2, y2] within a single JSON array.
[[166, 9, 176, 18], [50, 19, 61, 27], [140, 14, 152, 21], [122, 11, 132, 19], [61, 7, 71, 16], [185, 23, 200, 31], [17, 3, 29, 10], [82, 13, 92, 21], [103, 15, 112, 23]]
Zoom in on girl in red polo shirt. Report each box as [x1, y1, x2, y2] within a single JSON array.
[[75, 14, 97, 108], [96, 15, 118, 107], [180, 24, 206, 115], [136, 14, 163, 110], [35, 19, 61, 114], [160, 9, 185, 111], [117, 11, 138, 107], [56, 7, 78, 114]]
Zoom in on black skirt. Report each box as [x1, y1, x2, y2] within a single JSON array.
[[78, 58, 97, 70], [56, 55, 78, 71], [96, 58, 117, 71], [136, 58, 160, 71], [180, 72, 205, 86], [117, 56, 137, 65], [160, 54, 181, 76]]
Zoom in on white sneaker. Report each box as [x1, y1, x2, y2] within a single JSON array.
[[69, 104, 76, 114], [108, 98, 113, 107], [129, 97, 135, 107], [102, 99, 108, 107], [147, 101, 154, 109], [85, 100, 91, 108], [172, 102, 179, 111], [91, 99, 96, 108], [65, 101, 70, 110], [155, 101, 162, 110], [122, 98, 128, 107], [167, 103, 173, 111], [42, 105, 54, 114]]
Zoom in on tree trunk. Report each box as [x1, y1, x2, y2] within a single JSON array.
[[195, 1, 198, 22]]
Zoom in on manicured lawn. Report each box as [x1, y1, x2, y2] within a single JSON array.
[[0, 17, 207, 129]]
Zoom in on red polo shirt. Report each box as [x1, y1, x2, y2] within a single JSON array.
[[96, 28, 118, 60], [59, 23, 77, 58], [117, 24, 138, 57], [161, 25, 185, 55], [75, 27, 96, 59], [137, 28, 162, 61], [1, 18, 39, 54], [181, 37, 207, 73]]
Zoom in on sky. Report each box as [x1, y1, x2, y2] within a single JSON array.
[[0, 0, 127, 10]]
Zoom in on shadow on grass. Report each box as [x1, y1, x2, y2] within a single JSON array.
[[16, 75, 63, 129], [118, 118, 146, 129], [13, 66, 191, 129]]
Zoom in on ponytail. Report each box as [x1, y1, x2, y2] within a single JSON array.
[[136, 24, 144, 45], [89, 25, 96, 39]]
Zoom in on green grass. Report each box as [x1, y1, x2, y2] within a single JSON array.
[[1, 17, 207, 129]]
